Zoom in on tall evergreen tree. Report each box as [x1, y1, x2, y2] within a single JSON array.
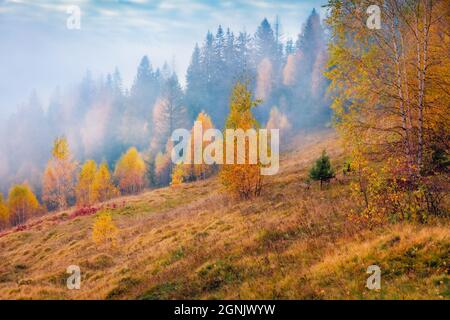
[[186, 44, 205, 121], [151, 73, 187, 153], [254, 18, 277, 62], [121, 56, 161, 149], [130, 55, 160, 116], [295, 8, 325, 78], [235, 31, 254, 81], [287, 8, 328, 128]]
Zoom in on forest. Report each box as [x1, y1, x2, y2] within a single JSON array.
[[0, 8, 330, 225]]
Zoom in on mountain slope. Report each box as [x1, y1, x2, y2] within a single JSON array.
[[0, 130, 448, 300]]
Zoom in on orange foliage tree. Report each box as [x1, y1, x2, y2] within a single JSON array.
[[92, 162, 119, 202], [0, 193, 9, 229], [114, 147, 146, 194], [76, 160, 97, 206], [326, 0, 450, 222], [220, 82, 263, 199], [184, 111, 216, 181], [8, 184, 39, 226], [170, 164, 185, 186], [42, 137, 77, 210], [92, 210, 118, 248]]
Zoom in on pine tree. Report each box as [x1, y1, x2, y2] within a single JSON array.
[[235, 32, 253, 78], [214, 25, 225, 63], [254, 18, 280, 123], [309, 150, 334, 189], [255, 18, 277, 62], [224, 28, 236, 72], [122, 56, 161, 149], [112, 67, 123, 95], [151, 73, 187, 153], [144, 152, 157, 188], [77, 70, 96, 119], [288, 8, 327, 127], [4, 91, 51, 194], [200, 31, 216, 120], [296, 8, 324, 58], [186, 44, 205, 121], [104, 67, 126, 163], [130, 56, 160, 110]]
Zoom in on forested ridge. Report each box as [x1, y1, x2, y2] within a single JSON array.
[[0, 9, 329, 199]]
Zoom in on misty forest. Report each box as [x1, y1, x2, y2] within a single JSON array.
[[0, 9, 328, 202], [0, 0, 448, 300]]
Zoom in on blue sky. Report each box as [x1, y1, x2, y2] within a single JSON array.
[[0, 0, 328, 118]]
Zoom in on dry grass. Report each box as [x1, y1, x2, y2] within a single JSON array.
[[0, 129, 448, 300]]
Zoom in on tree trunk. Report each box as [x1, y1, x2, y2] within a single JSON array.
[[390, 16, 413, 174], [416, 0, 431, 174]]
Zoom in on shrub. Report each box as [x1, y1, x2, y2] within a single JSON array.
[[92, 211, 118, 248]]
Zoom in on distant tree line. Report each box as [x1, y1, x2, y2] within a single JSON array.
[[0, 10, 331, 207]]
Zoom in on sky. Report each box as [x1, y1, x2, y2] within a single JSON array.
[[0, 0, 328, 119]]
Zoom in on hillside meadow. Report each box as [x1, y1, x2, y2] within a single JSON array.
[[0, 131, 448, 300]]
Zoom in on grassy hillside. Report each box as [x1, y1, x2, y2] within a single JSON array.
[[0, 130, 448, 300]]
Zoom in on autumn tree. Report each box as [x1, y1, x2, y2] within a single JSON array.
[[220, 82, 263, 199], [42, 137, 77, 210], [327, 0, 449, 175], [114, 147, 146, 194], [171, 164, 185, 186], [326, 0, 450, 219], [76, 160, 97, 206], [92, 211, 118, 248], [185, 112, 216, 180], [8, 184, 39, 226], [309, 150, 334, 189], [92, 162, 119, 203], [0, 194, 9, 229]]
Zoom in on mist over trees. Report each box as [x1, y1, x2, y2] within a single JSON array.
[[0, 9, 331, 199]]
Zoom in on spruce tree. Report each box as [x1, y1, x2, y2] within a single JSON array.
[[151, 73, 187, 153], [309, 150, 334, 189], [186, 44, 205, 121]]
